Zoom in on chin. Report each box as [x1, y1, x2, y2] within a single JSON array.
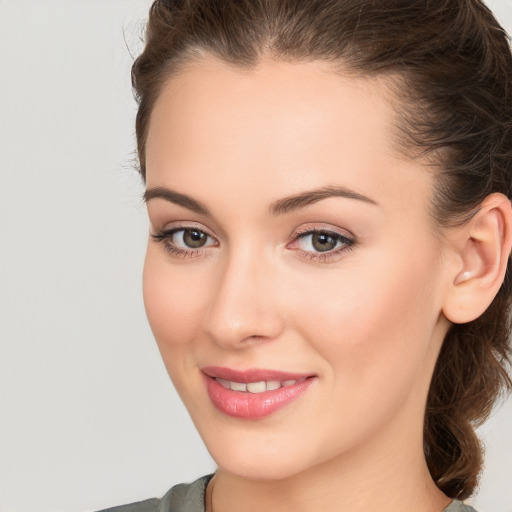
[[198, 419, 341, 484], [211, 447, 308, 482]]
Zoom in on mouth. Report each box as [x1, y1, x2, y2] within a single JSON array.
[[201, 366, 317, 419], [214, 377, 307, 393]]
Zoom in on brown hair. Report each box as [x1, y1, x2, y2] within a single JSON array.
[[131, 0, 512, 499]]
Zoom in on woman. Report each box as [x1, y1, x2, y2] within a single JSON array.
[[102, 1, 512, 511]]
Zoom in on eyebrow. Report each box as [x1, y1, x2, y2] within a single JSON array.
[[269, 185, 378, 215], [143, 184, 378, 216], [144, 186, 210, 215]]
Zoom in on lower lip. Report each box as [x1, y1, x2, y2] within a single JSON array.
[[204, 375, 316, 419]]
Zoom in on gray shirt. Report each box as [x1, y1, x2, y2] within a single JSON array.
[[97, 474, 478, 512]]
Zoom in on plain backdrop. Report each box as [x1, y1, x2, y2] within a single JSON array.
[[1, 1, 511, 511]]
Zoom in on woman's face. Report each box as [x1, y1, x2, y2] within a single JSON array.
[[143, 57, 454, 480]]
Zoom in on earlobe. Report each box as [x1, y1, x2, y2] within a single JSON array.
[[442, 194, 512, 324]]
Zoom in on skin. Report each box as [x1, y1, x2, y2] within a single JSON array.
[[142, 56, 465, 512]]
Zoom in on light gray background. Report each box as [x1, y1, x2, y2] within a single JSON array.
[[1, 1, 511, 511]]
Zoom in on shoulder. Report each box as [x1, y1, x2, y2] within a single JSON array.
[[95, 499, 160, 512], [95, 474, 214, 512], [443, 500, 479, 512]]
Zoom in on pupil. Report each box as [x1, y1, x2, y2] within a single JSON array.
[[184, 229, 206, 248], [312, 232, 336, 252]]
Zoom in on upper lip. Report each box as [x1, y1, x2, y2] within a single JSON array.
[[201, 366, 315, 383]]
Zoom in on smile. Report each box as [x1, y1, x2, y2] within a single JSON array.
[[202, 367, 317, 419], [215, 377, 307, 393]]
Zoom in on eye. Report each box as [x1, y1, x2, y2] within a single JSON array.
[[288, 228, 355, 261], [151, 226, 217, 257], [298, 232, 342, 252], [173, 228, 211, 249]]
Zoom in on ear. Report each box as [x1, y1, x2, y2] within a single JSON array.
[[442, 193, 512, 324]]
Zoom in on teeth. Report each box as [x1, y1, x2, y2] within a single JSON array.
[[266, 380, 281, 391], [230, 381, 247, 392], [217, 378, 231, 389], [247, 381, 266, 393], [215, 378, 306, 393]]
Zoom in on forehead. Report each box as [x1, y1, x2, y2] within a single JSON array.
[[145, 57, 433, 219], [147, 56, 398, 165]]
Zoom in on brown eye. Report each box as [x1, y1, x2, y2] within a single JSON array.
[[291, 229, 354, 257], [152, 226, 217, 257], [182, 229, 208, 248], [311, 232, 338, 252]]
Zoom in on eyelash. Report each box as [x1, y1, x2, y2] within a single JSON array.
[[290, 228, 355, 262], [151, 225, 218, 258], [151, 226, 355, 262]]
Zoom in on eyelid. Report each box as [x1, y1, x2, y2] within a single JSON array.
[[287, 224, 356, 261], [292, 223, 355, 239], [150, 222, 219, 258], [151, 220, 214, 235], [150, 221, 355, 261]]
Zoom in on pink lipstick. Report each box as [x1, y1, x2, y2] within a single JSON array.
[[202, 366, 317, 419]]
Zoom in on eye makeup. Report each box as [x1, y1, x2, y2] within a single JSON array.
[[151, 222, 356, 263], [151, 223, 219, 258], [287, 227, 355, 262]]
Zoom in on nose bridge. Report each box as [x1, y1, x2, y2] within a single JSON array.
[[203, 242, 282, 347]]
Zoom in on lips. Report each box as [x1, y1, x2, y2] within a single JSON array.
[[202, 366, 317, 419]]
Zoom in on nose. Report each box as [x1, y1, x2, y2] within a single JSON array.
[[202, 246, 284, 349]]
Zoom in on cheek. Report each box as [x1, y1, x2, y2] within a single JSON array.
[[288, 241, 445, 388], [142, 246, 207, 355], [278, 244, 447, 455]]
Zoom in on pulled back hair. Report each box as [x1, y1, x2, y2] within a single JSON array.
[[131, 0, 512, 500]]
